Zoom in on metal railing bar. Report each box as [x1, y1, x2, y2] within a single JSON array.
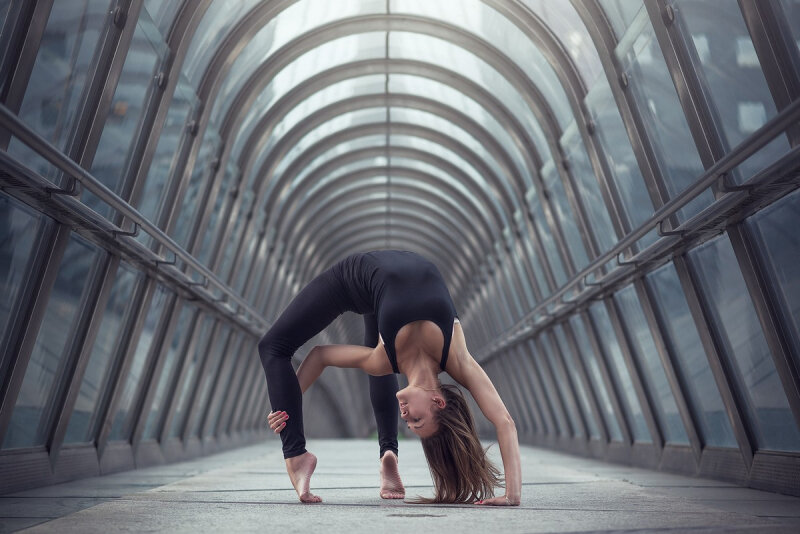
[[0, 103, 267, 331]]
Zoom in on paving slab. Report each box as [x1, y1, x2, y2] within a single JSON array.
[[0, 439, 798, 533]]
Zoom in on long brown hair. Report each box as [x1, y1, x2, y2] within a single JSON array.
[[413, 384, 503, 503]]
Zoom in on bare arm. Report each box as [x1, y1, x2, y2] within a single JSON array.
[[448, 325, 521, 505]]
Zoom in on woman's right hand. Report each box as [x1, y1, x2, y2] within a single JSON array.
[[267, 410, 289, 433]]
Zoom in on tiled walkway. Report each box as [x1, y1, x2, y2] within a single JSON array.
[[2, 439, 799, 533]]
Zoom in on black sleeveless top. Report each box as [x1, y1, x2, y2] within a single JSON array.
[[330, 250, 458, 373]]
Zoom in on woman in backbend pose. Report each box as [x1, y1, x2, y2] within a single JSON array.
[[258, 250, 520, 505]]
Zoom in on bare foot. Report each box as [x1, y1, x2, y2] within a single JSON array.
[[285, 452, 322, 503], [380, 451, 405, 499]]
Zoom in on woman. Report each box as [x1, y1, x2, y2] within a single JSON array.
[[258, 250, 520, 505]]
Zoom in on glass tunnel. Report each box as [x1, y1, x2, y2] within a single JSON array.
[[0, 0, 799, 499]]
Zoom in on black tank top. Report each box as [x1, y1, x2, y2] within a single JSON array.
[[331, 250, 458, 373]]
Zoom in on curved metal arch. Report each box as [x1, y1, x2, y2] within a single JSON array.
[[300, 219, 466, 289], [219, 14, 564, 157], [246, 93, 524, 222], [226, 120, 519, 285], [293, 199, 472, 289], [240, 149, 507, 302], [264, 129, 512, 238], [280, 168, 493, 267], [270, 146, 505, 248], [233, 58, 545, 180], [284, 177, 483, 283]]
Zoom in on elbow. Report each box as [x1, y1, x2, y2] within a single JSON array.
[[498, 411, 516, 433]]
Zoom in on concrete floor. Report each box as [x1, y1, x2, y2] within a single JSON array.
[[1, 439, 799, 533]]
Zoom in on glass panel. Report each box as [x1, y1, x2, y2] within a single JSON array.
[[690, 234, 800, 451], [204, 334, 246, 437], [64, 263, 138, 443], [393, 0, 574, 129], [197, 161, 238, 265], [647, 261, 736, 447], [585, 77, 658, 241], [541, 159, 589, 271], [171, 129, 220, 249], [540, 335, 584, 438], [234, 73, 385, 165], [390, 32, 552, 163], [521, 1, 604, 86], [598, 0, 645, 39], [108, 283, 171, 441], [143, 0, 182, 37], [749, 189, 800, 362], [780, 0, 800, 57], [84, 11, 166, 217], [614, 285, 689, 444], [137, 73, 197, 223], [570, 315, 623, 441], [183, 0, 261, 86], [142, 303, 195, 440], [2, 234, 99, 449], [589, 302, 651, 442], [674, 0, 790, 181], [560, 121, 619, 255], [169, 315, 215, 438], [8, 0, 113, 181], [0, 194, 43, 357], [212, 1, 385, 127], [526, 188, 567, 287], [189, 325, 231, 437], [552, 325, 600, 439], [617, 19, 711, 221]]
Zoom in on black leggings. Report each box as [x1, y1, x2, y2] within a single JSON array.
[[257, 268, 399, 459]]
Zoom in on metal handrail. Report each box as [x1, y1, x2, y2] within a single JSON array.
[[479, 96, 800, 358], [0, 103, 268, 332]]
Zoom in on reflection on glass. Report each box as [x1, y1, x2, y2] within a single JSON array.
[[143, 0, 182, 37], [569, 315, 624, 441], [169, 315, 215, 438], [527, 188, 567, 287], [673, 0, 789, 181], [197, 162, 239, 266], [647, 261, 736, 447], [171, 129, 220, 249], [84, 11, 166, 217], [64, 264, 138, 444], [597, 0, 645, 39], [137, 74, 197, 223], [183, 0, 261, 86], [561, 122, 619, 255], [541, 159, 589, 271], [588, 302, 651, 442], [189, 325, 232, 437], [585, 78, 656, 240], [8, 0, 112, 181], [540, 335, 584, 438], [142, 304, 195, 441], [749, 189, 800, 364], [618, 20, 711, 221], [614, 285, 688, 444], [108, 284, 171, 441], [779, 0, 800, 57], [690, 234, 800, 451], [3, 234, 98, 449], [521, 0, 603, 86], [0, 195, 42, 360], [204, 334, 245, 436], [552, 325, 600, 439]]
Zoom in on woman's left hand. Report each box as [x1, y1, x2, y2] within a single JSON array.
[[474, 495, 519, 506]]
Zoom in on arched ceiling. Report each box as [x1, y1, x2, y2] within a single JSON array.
[[162, 0, 609, 321]]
